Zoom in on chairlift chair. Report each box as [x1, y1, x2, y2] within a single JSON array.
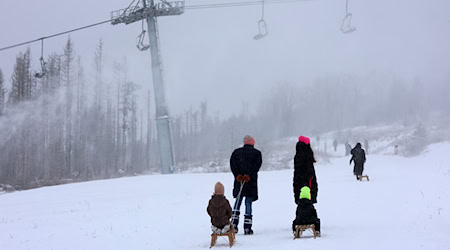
[[341, 13, 356, 34], [340, 0, 356, 34], [253, 19, 268, 40], [136, 20, 150, 51], [35, 39, 47, 78], [253, 0, 269, 40], [136, 30, 150, 51]]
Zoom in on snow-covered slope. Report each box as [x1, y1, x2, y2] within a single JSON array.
[[1, 143, 449, 250]]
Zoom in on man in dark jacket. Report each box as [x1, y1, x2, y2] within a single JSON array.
[[207, 182, 233, 234], [292, 186, 321, 235], [230, 135, 262, 235], [350, 142, 366, 180]]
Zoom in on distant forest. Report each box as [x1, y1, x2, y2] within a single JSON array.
[[0, 38, 449, 189]]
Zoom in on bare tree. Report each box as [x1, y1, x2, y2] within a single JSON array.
[[0, 69, 5, 115], [9, 48, 32, 103], [62, 38, 76, 179]]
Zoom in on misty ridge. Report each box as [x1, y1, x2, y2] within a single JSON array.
[[0, 34, 449, 191]]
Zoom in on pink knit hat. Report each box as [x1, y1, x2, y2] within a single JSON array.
[[298, 136, 310, 145], [243, 135, 255, 146]]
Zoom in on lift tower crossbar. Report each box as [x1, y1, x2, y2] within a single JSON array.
[[111, 1, 184, 24], [111, 0, 184, 174]]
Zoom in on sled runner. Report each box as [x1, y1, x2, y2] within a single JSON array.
[[358, 175, 370, 181], [293, 224, 317, 239], [210, 228, 235, 248]]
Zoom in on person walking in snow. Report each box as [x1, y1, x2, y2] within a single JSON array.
[[350, 142, 366, 180], [292, 186, 321, 236], [230, 135, 262, 235], [345, 141, 351, 156], [293, 136, 318, 204], [207, 182, 233, 234], [333, 139, 338, 152]]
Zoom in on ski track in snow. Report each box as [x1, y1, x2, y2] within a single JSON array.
[[1, 143, 450, 250]]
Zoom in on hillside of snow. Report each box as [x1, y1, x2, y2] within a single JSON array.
[[177, 121, 450, 174], [1, 142, 449, 250]]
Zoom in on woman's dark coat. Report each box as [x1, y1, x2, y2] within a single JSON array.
[[350, 143, 366, 176], [293, 142, 318, 204]]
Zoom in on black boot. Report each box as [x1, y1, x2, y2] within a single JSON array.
[[243, 215, 253, 235], [315, 218, 321, 232], [315, 218, 321, 237], [231, 211, 240, 233]]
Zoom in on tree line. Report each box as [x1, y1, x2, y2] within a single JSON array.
[[1, 38, 448, 190], [0, 39, 157, 189]]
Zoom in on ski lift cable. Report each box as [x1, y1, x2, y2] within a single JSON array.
[[0, 19, 111, 52], [121, 0, 139, 18], [0, 0, 312, 52], [262, 0, 265, 19], [126, 0, 138, 13], [184, 0, 311, 10], [161, 0, 173, 8]]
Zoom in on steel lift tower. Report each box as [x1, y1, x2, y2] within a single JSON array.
[[111, 0, 184, 174]]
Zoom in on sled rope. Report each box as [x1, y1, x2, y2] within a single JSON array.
[[233, 181, 245, 210], [231, 181, 245, 225]]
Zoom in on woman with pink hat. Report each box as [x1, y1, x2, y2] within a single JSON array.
[[293, 136, 318, 204]]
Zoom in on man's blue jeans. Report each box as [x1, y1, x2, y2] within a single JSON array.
[[233, 196, 254, 216], [232, 196, 254, 231]]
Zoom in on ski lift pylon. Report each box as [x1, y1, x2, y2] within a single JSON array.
[[253, 0, 268, 40]]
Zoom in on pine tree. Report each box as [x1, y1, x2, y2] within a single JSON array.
[[114, 62, 122, 174], [9, 49, 33, 103], [72, 57, 87, 178], [62, 38, 76, 178], [146, 90, 152, 170], [0, 68, 5, 116], [120, 80, 134, 172], [94, 39, 104, 113], [105, 83, 116, 177], [92, 39, 107, 177], [46, 53, 62, 94]]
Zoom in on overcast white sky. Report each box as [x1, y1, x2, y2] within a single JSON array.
[[0, 0, 449, 118]]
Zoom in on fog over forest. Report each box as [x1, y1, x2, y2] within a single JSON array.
[[0, 0, 449, 189]]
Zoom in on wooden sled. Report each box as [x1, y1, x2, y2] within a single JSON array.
[[210, 227, 235, 248], [358, 175, 370, 181], [293, 224, 317, 239]]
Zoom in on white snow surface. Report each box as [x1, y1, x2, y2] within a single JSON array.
[[1, 143, 450, 250]]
